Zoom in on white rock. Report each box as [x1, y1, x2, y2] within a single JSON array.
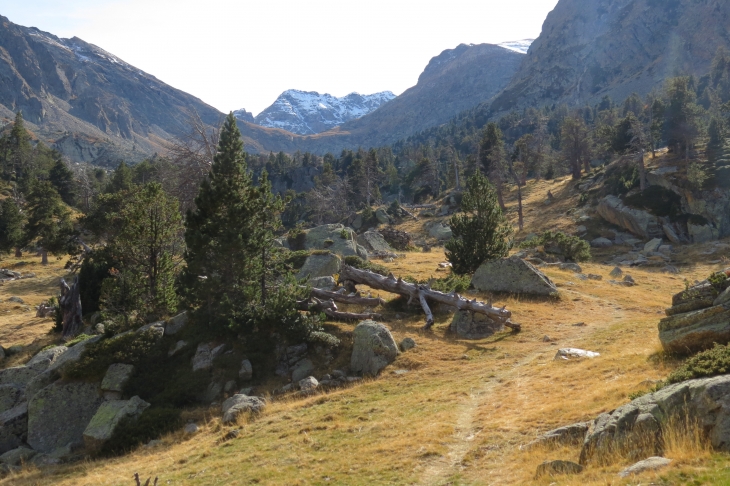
[[618, 457, 671, 477], [554, 348, 600, 360]]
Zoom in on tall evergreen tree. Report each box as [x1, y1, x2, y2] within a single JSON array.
[[666, 77, 703, 162], [0, 198, 25, 257], [4, 112, 32, 183], [445, 171, 512, 275], [479, 122, 507, 208], [107, 161, 134, 194], [182, 113, 289, 335], [49, 155, 76, 206], [561, 115, 592, 180], [24, 181, 75, 264]]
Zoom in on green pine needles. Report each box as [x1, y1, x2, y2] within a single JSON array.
[[445, 172, 513, 275]]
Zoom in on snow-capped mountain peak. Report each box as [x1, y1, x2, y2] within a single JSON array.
[[235, 89, 396, 135], [498, 39, 534, 54]]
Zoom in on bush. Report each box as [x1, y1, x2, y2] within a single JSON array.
[[520, 231, 591, 262], [100, 407, 181, 456], [287, 226, 307, 251], [429, 273, 471, 293], [604, 162, 639, 195], [665, 343, 730, 385], [283, 250, 310, 270], [343, 255, 389, 276]]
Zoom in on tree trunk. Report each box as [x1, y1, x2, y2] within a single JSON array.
[[496, 180, 506, 210], [453, 159, 461, 191], [14, 247, 21, 258], [41, 250, 48, 265], [339, 265, 514, 329], [517, 184, 524, 231], [59, 276, 83, 340], [638, 149, 646, 191]]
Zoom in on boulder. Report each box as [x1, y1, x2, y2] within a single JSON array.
[[165, 311, 188, 336], [0, 446, 36, 466], [221, 395, 266, 424], [239, 359, 253, 381], [303, 224, 368, 259], [590, 237, 613, 248], [609, 267, 623, 278], [309, 276, 336, 290], [375, 208, 390, 224], [82, 396, 150, 453], [184, 423, 199, 435], [0, 403, 27, 454], [535, 460, 584, 478], [0, 386, 23, 415], [24, 372, 55, 403], [579, 376, 730, 464], [297, 253, 342, 280], [559, 263, 582, 273], [351, 214, 363, 230], [291, 359, 315, 383], [659, 305, 730, 354], [399, 338, 417, 352], [450, 311, 504, 340], [471, 256, 558, 296], [101, 364, 135, 400], [357, 231, 395, 254], [138, 321, 165, 338], [643, 238, 663, 254], [350, 320, 399, 376], [662, 223, 683, 244], [26, 346, 68, 373], [428, 223, 452, 241], [298, 376, 319, 392], [168, 340, 187, 357], [46, 336, 102, 375], [0, 367, 40, 388], [191, 343, 226, 372], [618, 457, 672, 477], [522, 422, 589, 450], [28, 381, 105, 453], [596, 195, 663, 240], [688, 222, 719, 243]]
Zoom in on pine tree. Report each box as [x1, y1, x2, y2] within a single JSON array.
[[24, 181, 75, 264], [666, 77, 703, 162], [7, 112, 32, 183], [445, 172, 513, 275], [49, 155, 76, 206], [107, 161, 134, 194], [0, 198, 25, 257], [561, 115, 592, 180], [182, 113, 290, 335], [479, 123, 507, 208]]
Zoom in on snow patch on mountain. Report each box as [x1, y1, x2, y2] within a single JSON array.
[[240, 90, 396, 135], [498, 39, 534, 54]]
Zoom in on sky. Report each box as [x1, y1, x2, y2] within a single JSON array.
[[3, 0, 559, 116]]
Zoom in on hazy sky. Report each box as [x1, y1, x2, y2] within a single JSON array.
[[4, 0, 559, 115]]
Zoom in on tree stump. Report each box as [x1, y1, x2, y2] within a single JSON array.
[[59, 276, 83, 341]]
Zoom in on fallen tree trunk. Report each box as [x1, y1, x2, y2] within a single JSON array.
[[296, 296, 381, 321], [310, 288, 385, 307], [339, 265, 515, 330]]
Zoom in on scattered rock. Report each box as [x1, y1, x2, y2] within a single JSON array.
[[542, 335, 552, 342], [308, 276, 337, 290], [399, 338, 416, 351], [297, 253, 342, 280], [659, 304, 730, 354], [298, 376, 319, 392], [191, 343, 226, 372], [101, 364, 135, 400], [302, 224, 368, 259], [221, 395, 266, 424], [450, 310, 504, 340], [535, 460, 584, 478], [522, 422, 589, 450], [350, 320, 399, 376], [7, 297, 24, 304], [0, 403, 27, 454], [428, 223, 452, 241], [0, 367, 41, 388], [591, 237, 613, 248], [554, 348, 600, 360], [688, 222, 719, 243], [165, 311, 188, 336], [202, 381, 224, 402], [375, 208, 390, 224], [138, 321, 165, 338], [609, 267, 623, 278], [623, 275, 636, 286], [643, 238, 663, 254], [586, 274, 602, 280], [618, 457, 672, 477], [291, 359, 315, 383], [239, 359, 253, 381], [220, 429, 239, 442], [28, 381, 105, 453], [560, 263, 582, 273], [357, 231, 395, 254], [83, 396, 150, 453], [471, 256, 558, 296], [184, 423, 199, 435], [378, 228, 412, 251]]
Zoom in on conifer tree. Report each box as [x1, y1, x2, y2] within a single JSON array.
[[182, 113, 289, 335], [0, 198, 25, 257], [479, 123, 507, 208], [107, 161, 134, 194], [445, 171, 512, 275], [7, 112, 32, 183], [24, 181, 75, 264], [49, 155, 76, 206]]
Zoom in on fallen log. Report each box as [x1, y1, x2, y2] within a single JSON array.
[[310, 288, 385, 307], [296, 296, 380, 321], [339, 265, 514, 330]]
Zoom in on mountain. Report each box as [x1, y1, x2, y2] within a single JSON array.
[[233, 42, 527, 154], [239, 90, 395, 136], [0, 15, 232, 165], [489, 0, 730, 114]]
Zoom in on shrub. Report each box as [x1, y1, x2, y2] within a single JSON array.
[[283, 250, 310, 270], [665, 343, 730, 385], [429, 273, 471, 293], [287, 226, 307, 251], [343, 255, 389, 276], [604, 162, 639, 195], [520, 230, 591, 262], [100, 407, 181, 456]]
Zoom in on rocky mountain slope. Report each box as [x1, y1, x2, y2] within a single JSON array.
[[489, 0, 730, 114], [0, 16, 228, 165], [238, 90, 395, 136], [234, 42, 526, 153]]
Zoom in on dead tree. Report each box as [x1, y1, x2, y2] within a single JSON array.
[[296, 295, 381, 321], [59, 276, 83, 340], [339, 265, 517, 331]]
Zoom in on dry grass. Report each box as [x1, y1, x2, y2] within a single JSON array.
[[3, 167, 730, 484]]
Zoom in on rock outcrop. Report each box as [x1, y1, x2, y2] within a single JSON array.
[[297, 253, 342, 281], [596, 196, 663, 240], [350, 321, 399, 376], [357, 231, 395, 254], [221, 395, 266, 424], [82, 396, 149, 453], [471, 257, 558, 296], [301, 225, 368, 259]]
